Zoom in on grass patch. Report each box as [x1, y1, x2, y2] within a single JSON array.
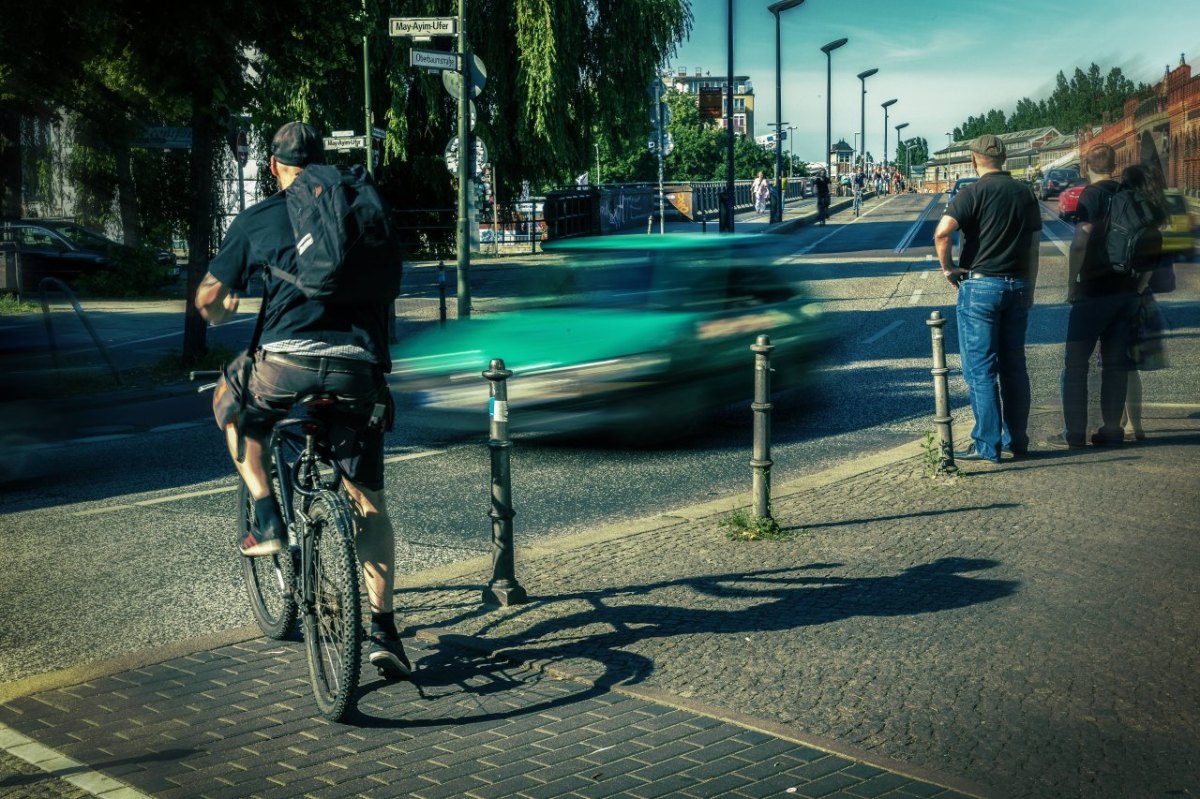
[[148, 344, 237, 381], [719, 508, 794, 541], [0, 294, 40, 314]]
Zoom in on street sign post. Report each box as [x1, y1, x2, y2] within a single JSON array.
[[441, 53, 486, 98], [410, 48, 457, 71], [444, 136, 488, 178], [389, 17, 457, 38]]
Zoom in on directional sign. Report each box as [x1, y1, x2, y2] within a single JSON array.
[[444, 136, 488, 178], [389, 17, 457, 38], [324, 135, 367, 152], [411, 48, 457, 71], [132, 126, 192, 149]]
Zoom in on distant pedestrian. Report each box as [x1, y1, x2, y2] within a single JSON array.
[[752, 171, 770, 215], [813, 169, 832, 226], [933, 134, 1042, 462]]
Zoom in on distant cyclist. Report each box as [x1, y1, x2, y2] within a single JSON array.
[[813, 169, 831, 226], [195, 121, 412, 680], [852, 168, 866, 214]]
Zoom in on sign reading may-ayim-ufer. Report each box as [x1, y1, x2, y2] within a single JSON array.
[[389, 17, 457, 37]]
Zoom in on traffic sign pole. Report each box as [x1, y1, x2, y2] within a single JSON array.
[[456, 0, 471, 319], [362, 0, 374, 177]]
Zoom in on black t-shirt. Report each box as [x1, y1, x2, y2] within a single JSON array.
[[209, 190, 391, 370], [945, 171, 1042, 277], [813, 176, 831, 197]]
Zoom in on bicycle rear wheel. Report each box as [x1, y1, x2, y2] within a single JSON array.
[[300, 491, 361, 722], [239, 481, 298, 640]]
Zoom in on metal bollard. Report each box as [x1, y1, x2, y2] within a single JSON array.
[[926, 311, 957, 473], [482, 359, 527, 606], [437, 260, 448, 326], [750, 335, 774, 521]]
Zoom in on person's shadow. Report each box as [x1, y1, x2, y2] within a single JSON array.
[[350, 558, 1016, 727]]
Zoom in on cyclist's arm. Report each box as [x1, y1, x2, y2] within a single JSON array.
[[195, 272, 239, 324]]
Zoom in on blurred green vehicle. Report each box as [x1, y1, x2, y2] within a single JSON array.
[[388, 233, 829, 439]]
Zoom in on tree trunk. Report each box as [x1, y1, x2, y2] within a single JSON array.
[[0, 106, 23, 218], [115, 141, 141, 247], [182, 90, 214, 360]]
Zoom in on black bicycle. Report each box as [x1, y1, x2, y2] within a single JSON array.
[[194, 373, 364, 721]]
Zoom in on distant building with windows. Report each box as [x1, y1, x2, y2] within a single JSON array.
[[669, 68, 755, 139], [925, 127, 1067, 191]]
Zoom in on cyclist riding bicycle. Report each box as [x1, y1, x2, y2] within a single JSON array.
[[852, 168, 865, 214], [813, 169, 831, 226], [195, 121, 411, 680]]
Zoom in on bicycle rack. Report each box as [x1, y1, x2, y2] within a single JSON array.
[[38, 276, 123, 386]]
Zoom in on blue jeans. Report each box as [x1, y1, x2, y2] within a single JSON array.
[[1062, 291, 1139, 443], [956, 276, 1032, 460]]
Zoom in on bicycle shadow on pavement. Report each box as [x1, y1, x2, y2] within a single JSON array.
[[384, 558, 1017, 714]]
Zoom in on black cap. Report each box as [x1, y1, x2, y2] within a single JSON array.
[[271, 121, 325, 167]]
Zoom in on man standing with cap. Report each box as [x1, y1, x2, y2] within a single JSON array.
[[195, 121, 411, 679], [933, 133, 1042, 463]]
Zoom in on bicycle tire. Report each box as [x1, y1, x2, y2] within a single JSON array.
[[239, 481, 298, 640], [300, 490, 361, 722]]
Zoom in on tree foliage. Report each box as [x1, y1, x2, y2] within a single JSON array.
[[951, 63, 1152, 140]]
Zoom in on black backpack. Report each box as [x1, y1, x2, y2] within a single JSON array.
[[1102, 186, 1163, 276], [268, 164, 402, 304]]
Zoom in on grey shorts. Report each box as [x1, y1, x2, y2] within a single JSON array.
[[213, 350, 391, 491]]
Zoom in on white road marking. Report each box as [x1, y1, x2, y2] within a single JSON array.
[[104, 316, 255, 350], [862, 320, 904, 345], [69, 449, 446, 517], [0, 722, 154, 799], [909, 288, 924, 305]]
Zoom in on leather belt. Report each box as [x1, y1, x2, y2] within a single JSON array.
[[260, 350, 378, 375]]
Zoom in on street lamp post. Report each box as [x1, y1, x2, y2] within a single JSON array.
[[881, 99, 897, 176], [722, 0, 735, 232], [857, 67, 878, 174], [905, 142, 918, 184], [768, 0, 805, 223], [787, 125, 796, 178], [893, 120, 909, 185], [820, 37, 848, 182]]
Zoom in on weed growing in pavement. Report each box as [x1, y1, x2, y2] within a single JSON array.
[[0, 294, 39, 314], [920, 430, 957, 479], [719, 508, 794, 541]]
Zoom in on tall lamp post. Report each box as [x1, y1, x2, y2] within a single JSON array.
[[893, 120, 909, 185], [768, 0, 806, 223], [905, 141, 918, 184], [722, 0, 735, 232], [820, 37, 848, 181], [880, 99, 897, 174], [787, 124, 797, 178], [857, 67, 878, 172]]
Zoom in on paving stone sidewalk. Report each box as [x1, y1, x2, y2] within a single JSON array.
[[2, 407, 1195, 799]]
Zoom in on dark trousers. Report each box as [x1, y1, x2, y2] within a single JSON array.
[[1062, 291, 1140, 443]]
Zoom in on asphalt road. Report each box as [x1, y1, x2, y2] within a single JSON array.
[[3, 192, 1198, 688]]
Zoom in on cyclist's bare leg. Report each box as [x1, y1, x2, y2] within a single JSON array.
[[342, 480, 395, 615], [214, 380, 272, 500]]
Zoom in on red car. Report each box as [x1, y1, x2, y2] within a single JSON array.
[[1057, 183, 1086, 222]]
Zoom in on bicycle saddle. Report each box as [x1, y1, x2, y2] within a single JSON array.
[[296, 392, 338, 409]]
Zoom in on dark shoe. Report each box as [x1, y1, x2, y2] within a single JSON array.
[[1124, 429, 1147, 442], [1044, 434, 1086, 450], [367, 633, 412, 680], [240, 504, 285, 557], [953, 446, 1001, 463], [1006, 448, 1029, 459], [1090, 430, 1124, 447]]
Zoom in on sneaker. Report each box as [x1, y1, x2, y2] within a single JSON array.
[[367, 633, 412, 680], [1044, 433, 1086, 450], [1090, 430, 1124, 447], [239, 506, 285, 557], [953, 445, 1001, 463]]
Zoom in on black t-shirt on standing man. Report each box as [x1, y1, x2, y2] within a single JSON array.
[[945, 171, 1042, 277]]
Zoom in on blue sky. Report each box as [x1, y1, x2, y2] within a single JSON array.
[[669, 0, 1199, 163]]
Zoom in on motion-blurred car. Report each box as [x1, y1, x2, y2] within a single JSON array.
[[1162, 189, 1195, 257], [388, 233, 829, 440], [1035, 168, 1080, 200], [2, 219, 178, 290]]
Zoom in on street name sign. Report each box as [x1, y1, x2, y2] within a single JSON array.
[[132, 126, 192, 149], [410, 48, 457, 71], [324, 135, 367, 151], [390, 17, 457, 38]]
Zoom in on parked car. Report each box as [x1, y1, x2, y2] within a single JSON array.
[[2, 219, 178, 291], [1162, 189, 1195, 257], [388, 233, 830, 441], [1057, 181, 1088, 222], [1036, 168, 1080, 200]]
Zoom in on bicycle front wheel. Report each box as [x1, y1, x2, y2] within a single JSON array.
[[239, 482, 298, 640], [300, 491, 361, 722]]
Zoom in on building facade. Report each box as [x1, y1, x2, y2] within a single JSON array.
[[670, 68, 756, 139]]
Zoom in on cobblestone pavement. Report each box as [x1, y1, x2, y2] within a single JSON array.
[[2, 408, 1195, 798]]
